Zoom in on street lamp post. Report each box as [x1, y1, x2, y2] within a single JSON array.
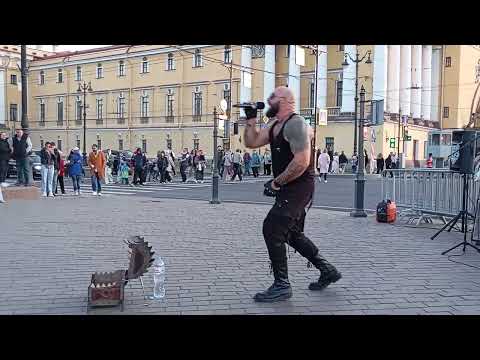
[[77, 81, 92, 163], [211, 107, 220, 204], [342, 49, 372, 156], [342, 48, 372, 218]]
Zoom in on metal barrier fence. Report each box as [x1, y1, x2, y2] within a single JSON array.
[[381, 169, 478, 219]]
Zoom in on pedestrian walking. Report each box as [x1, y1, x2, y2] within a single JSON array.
[[263, 149, 272, 176], [243, 150, 252, 176], [40, 142, 55, 197], [327, 146, 334, 173], [132, 148, 147, 186], [426, 153, 433, 168], [194, 149, 206, 183], [339, 150, 348, 174], [187, 150, 196, 182], [251, 149, 261, 178], [385, 152, 394, 178], [179, 148, 190, 183], [351, 152, 358, 174], [376, 153, 385, 175], [318, 149, 330, 183], [157, 151, 169, 183], [0, 132, 11, 187], [216, 146, 224, 178], [231, 149, 243, 181], [50, 142, 62, 196], [331, 152, 339, 174], [364, 149, 370, 173], [165, 150, 175, 183], [222, 150, 233, 181], [118, 160, 130, 185], [244, 86, 341, 302], [88, 144, 106, 196], [105, 150, 114, 185], [55, 154, 66, 195], [9, 128, 32, 186], [67, 147, 83, 195]]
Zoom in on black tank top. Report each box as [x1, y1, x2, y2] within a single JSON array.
[[268, 113, 315, 188]]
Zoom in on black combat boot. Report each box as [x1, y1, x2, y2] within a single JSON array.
[[254, 260, 292, 302], [308, 252, 342, 291]]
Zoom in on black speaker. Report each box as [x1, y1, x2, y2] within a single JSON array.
[[450, 130, 479, 174], [233, 122, 239, 135]]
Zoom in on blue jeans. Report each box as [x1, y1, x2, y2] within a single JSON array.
[[71, 175, 81, 191], [41, 165, 54, 194], [91, 173, 102, 193]]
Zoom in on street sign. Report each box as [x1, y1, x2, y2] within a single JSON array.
[[389, 138, 396, 149], [218, 114, 228, 120], [404, 135, 412, 141], [318, 109, 327, 126], [218, 119, 225, 132]]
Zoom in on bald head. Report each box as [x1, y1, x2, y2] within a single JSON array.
[[275, 86, 295, 104], [266, 86, 296, 120]]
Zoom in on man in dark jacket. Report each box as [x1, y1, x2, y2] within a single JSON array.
[[132, 148, 147, 186], [339, 151, 348, 174], [327, 146, 334, 173], [0, 132, 12, 186], [9, 128, 32, 186]]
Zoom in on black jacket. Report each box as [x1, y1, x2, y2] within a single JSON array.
[[377, 157, 385, 169], [0, 139, 11, 161], [157, 156, 168, 170], [385, 156, 392, 169], [40, 148, 53, 166], [133, 153, 146, 169], [339, 154, 348, 164]]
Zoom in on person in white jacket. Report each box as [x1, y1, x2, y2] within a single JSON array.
[[318, 149, 331, 183], [331, 152, 339, 174]]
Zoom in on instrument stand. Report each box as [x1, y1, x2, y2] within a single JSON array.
[[431, 173, 480, 255]]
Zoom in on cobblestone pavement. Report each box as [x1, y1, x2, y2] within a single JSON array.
[[1, 195, 480, 315]]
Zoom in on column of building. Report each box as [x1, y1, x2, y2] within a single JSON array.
[[341, 45, 356, 113], [287, 45, 300, 112]]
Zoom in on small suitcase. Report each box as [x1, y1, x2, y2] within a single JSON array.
[[376, 200, 397, 223]]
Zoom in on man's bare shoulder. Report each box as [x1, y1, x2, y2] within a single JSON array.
[[283, 115, 312, 153]]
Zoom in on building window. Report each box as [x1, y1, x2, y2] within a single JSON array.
[[193, 138, 200, 150], [39, 99, 45, 126], [118, 60, 125, 77], [57, 98, 64, 125], [75, 96, 82, 124], [424, 140, 428, 159], [142, 139, 147, 153], [336, 80, 343, 107], [76, 139, 81, 148], [57, 68, 63, 83], [338, 45, 345, 52], [166, 91, 174, 122], [57, 139, 62, 151], [76, 66, 82, 81], [141, 57, 149, 74], [117, 92, 126, 123], [441, 133, 451, 145], [325, 137, 334, 151], [445, 56, 452, 67], [10, 104, 18, 122], [96, 98, 104, 123], [431, 134, 440, 145], [96, 63, 103, 79], [39, 71, 45, 85], [118, 139, 124, 151], [193, 91, 202, 121], [309, 82, 315, 108], [10, 74, 17, 85], [140, 92, 149, 121], [193, 49, 203, 67], [224, 45, 232, 64], [167, 53, 175, 71], [443, 106, 449, 118], [97, 139, 102, 150]]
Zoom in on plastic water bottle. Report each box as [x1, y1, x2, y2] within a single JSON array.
[[151, 257, 165, 300]]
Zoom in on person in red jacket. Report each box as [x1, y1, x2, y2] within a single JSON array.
[[426, 153, 433, 168], [55, 155, 66, 195]]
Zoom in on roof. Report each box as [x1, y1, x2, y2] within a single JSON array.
[[33, 45, 130, 61]]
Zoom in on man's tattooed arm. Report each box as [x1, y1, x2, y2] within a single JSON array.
[[274, 116, 312, 187]]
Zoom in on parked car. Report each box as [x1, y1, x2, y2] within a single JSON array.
[[7, 152, 42, 180]]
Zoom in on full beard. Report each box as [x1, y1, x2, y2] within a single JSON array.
[[266, 104, 279, 118]]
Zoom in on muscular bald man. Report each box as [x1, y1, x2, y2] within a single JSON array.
[[244, 86, 342, 302]]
